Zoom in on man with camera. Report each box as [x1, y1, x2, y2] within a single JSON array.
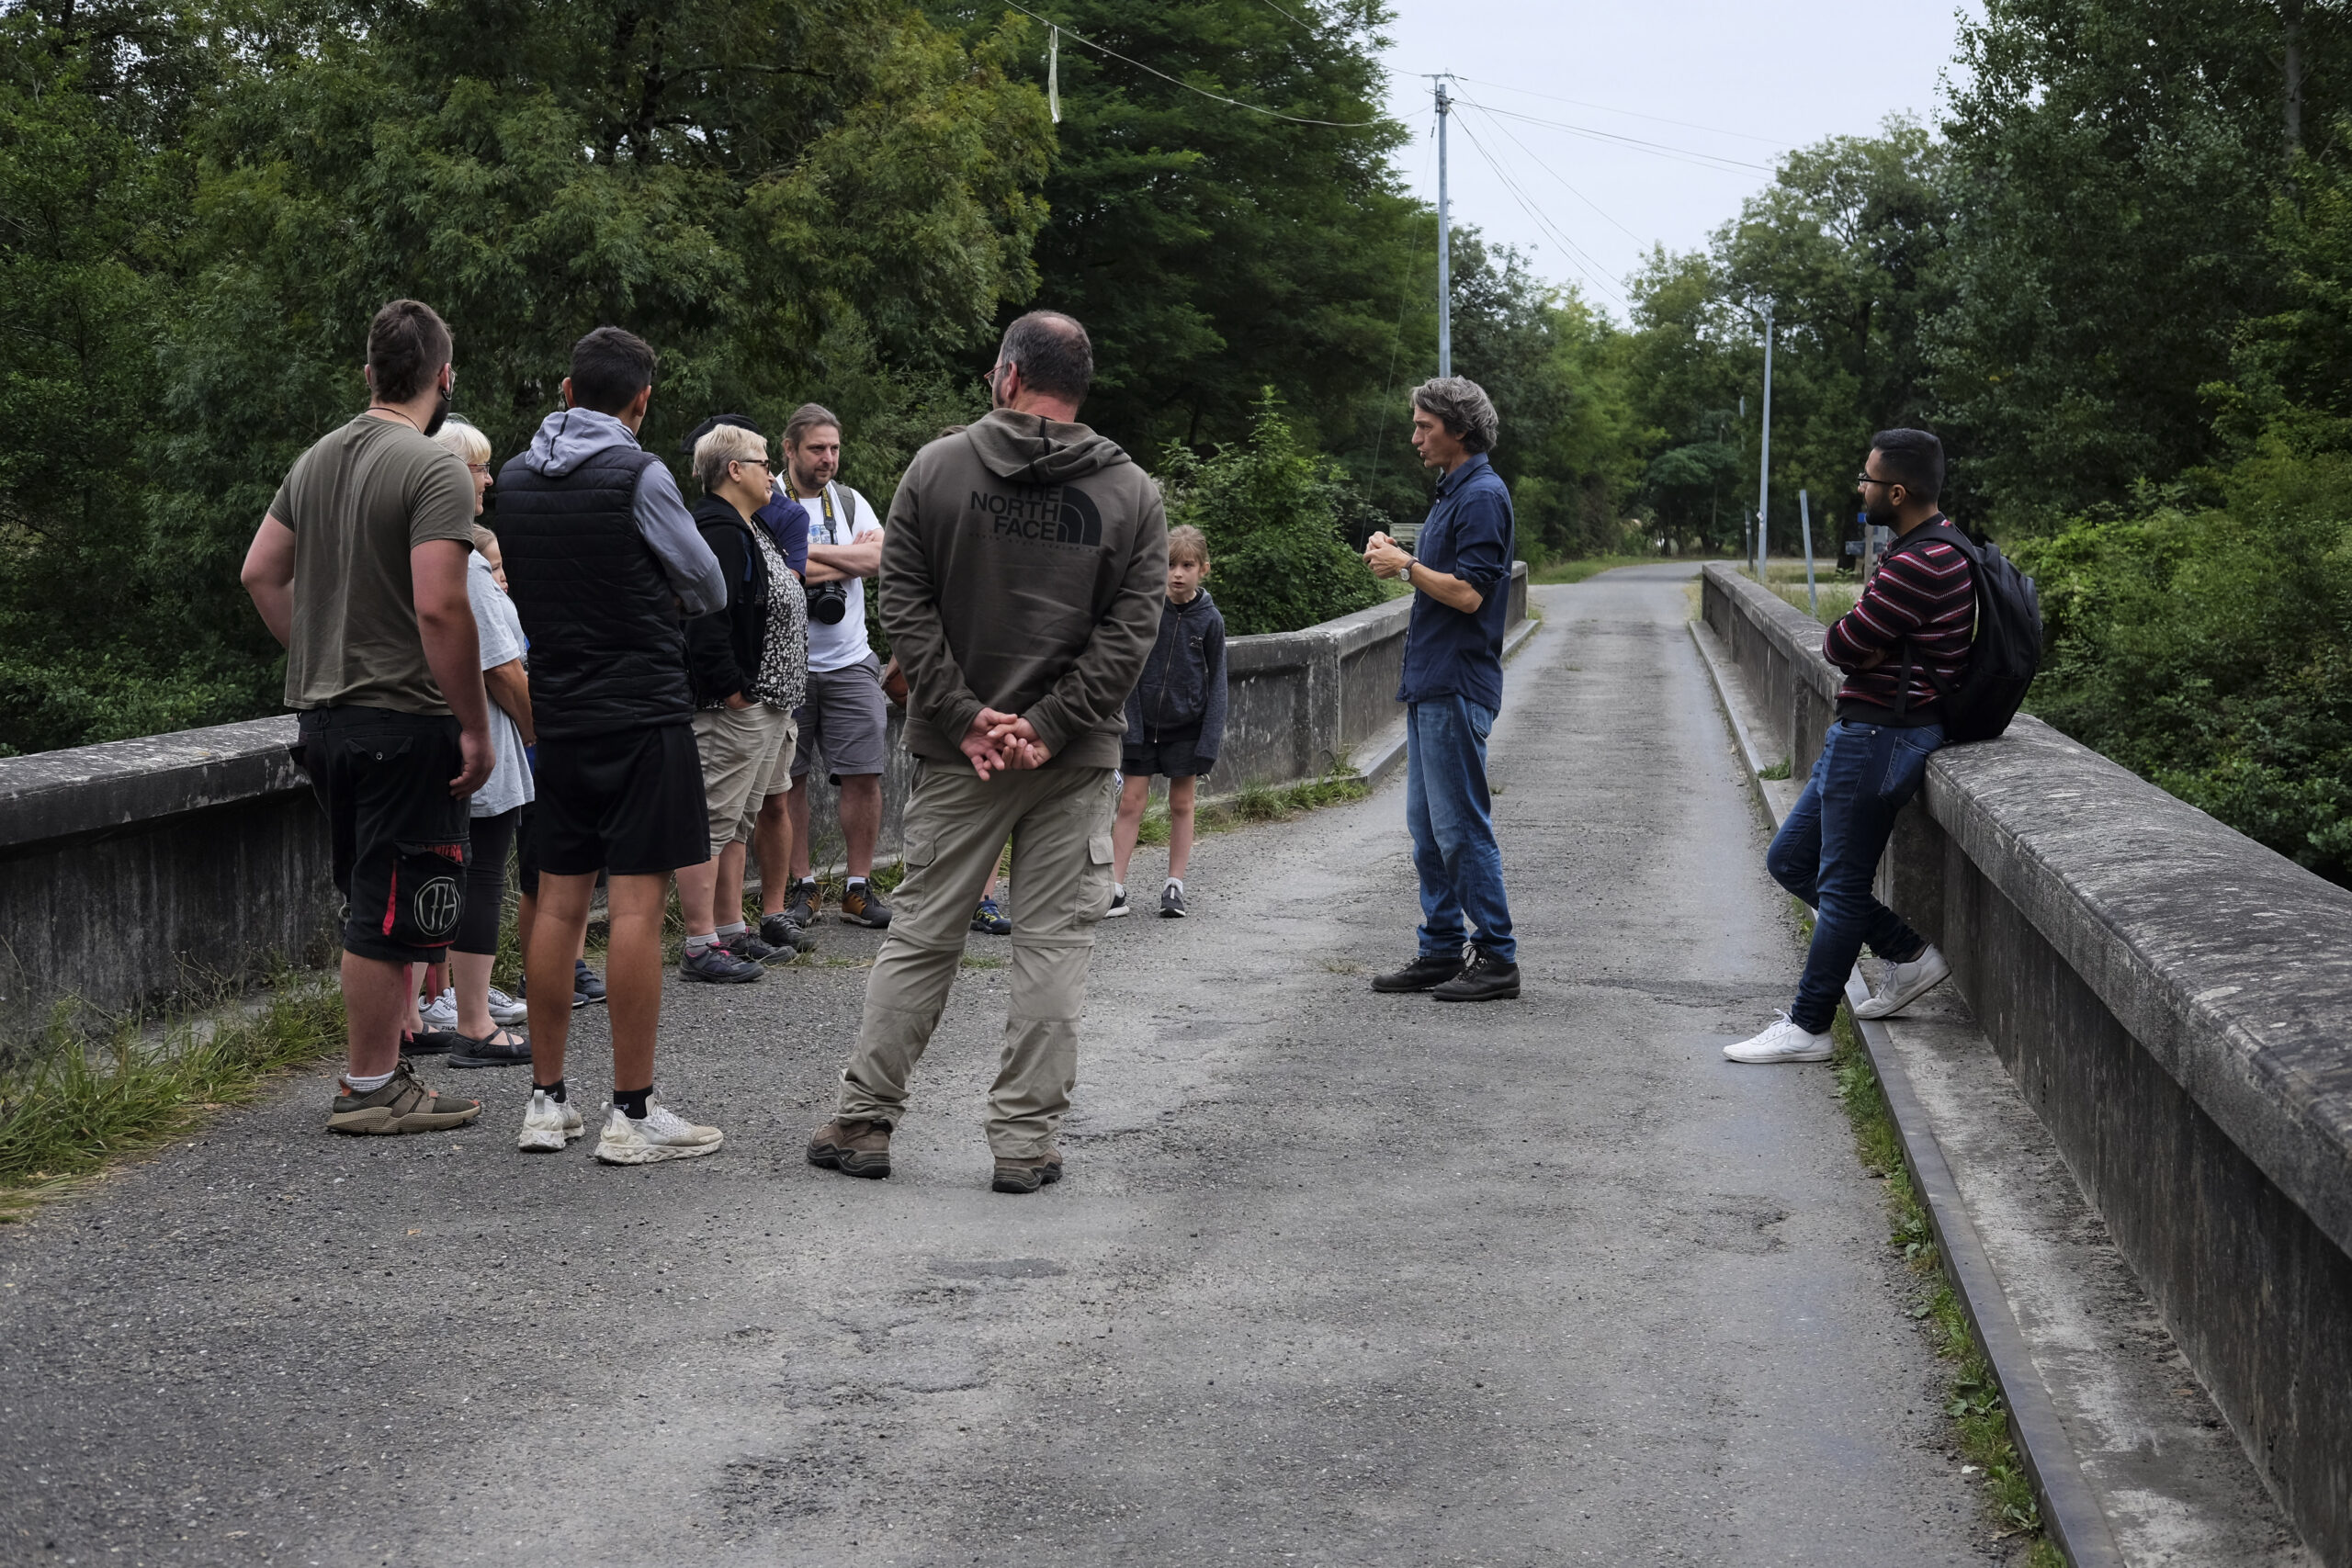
[[770, 403, 893, 928]]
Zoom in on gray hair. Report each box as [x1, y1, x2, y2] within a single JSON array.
[[997, 310, 1093, 403], [1410, 376, 1499, 454], [693, 423, 768, 492]]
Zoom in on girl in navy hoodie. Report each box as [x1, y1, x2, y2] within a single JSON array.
[[1110, 525, 1227, 918]]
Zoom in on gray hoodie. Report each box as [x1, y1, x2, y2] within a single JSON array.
[[881, 408, 1169, 770], [515, 407, 726, 616]]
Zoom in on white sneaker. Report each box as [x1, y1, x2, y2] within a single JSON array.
[[420, 987, 458, 1031], [1724, 1013, 1836, 1064], [517, 1088, 584, 1152], [594, 1103, 725, 1165], [1853, 945, 1951, 1020], [485, 986, 530, 1026]]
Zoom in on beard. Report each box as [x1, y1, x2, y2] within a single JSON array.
[[1862, 489, 1897, 525], [423, 383, 452, 438]]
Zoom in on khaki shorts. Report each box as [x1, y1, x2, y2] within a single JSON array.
[[692, 703, 792, 852]]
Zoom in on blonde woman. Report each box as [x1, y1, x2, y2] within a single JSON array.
[[423, 419, 535, 1067]]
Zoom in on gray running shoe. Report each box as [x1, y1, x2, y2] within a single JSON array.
[[680, 944, 763, 984]]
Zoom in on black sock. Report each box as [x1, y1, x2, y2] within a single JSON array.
[[534, 1077, 567, 1104], [614, 1085, 651, 1120]]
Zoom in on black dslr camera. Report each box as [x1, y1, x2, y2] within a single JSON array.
[[808, 579, 850, 625]]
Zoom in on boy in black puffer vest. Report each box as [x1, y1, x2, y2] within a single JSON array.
[[1110, 525, 1227, 919]]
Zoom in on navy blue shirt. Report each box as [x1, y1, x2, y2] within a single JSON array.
[[756, 490, 810, 577], [1397, 453, 1514, 711]]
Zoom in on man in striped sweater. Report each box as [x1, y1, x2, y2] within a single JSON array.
[[1727, 429, 1969, 1064]]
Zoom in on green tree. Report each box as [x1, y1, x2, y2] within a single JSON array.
[[1160, 389, 1385, 636], [0, 0, 1057, 755], [1928, 0, 2352, 531], [931, 1, 1419, 474]]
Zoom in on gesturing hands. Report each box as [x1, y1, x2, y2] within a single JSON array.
[[960, 707, 1054, 780]]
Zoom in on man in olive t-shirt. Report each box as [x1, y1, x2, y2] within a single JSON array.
[[241, 299, 494, 1139], [273, 417, 481, 713]]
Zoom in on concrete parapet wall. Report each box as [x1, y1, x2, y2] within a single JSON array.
[[0, 564, 1527, 1028], [1702, 561, 2352, 1563]]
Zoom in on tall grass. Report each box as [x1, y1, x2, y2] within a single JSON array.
[[0, 976, 345, 1217]]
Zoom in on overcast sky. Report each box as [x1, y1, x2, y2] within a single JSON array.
[[1374, 0, 1983, 317]]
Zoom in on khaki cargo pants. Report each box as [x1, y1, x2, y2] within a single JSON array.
[[837, 761, 1117, 1158]]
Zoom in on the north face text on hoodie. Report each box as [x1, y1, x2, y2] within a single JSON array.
[[968, 485, 1103, 547]]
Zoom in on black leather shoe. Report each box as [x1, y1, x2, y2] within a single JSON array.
[[1371, 952, 1467, 993], [1433, 948, 1521, 1002]]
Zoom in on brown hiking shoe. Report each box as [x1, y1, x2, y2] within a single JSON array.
[[990, 1146, 1063, 1195], [808, 1118, 892, 1179], [327, 1059, 481, 1136], [838, 882, 893, 929]]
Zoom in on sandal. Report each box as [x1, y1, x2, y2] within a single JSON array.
[[447, 1025, 531, 1069]]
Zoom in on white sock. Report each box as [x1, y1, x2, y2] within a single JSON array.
[[848, 876, 867, 891], [717, 921, 747, 938], [1114, 883, 1125, 898], [345, 1068, 394, 1093], [684, 932, 718, 956], [1166, 876, 1183, 891]]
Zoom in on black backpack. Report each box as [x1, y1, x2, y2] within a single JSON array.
[[1885, 520, 2043, 743]]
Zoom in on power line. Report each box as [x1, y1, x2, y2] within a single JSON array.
[[1250, 0, 1310, 26], [1448, 73, 1794, 150], [1467, 101, 1778, 175], [1456, 97, 1644, 247], [996, 1, 1381, 128], [1448, 112, 1629, 308]]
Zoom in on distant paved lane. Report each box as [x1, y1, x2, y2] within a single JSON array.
[[1, 563, 2000, 1565]]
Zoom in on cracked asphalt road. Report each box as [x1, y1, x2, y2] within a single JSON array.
[[0, 564, 2003, 1566]]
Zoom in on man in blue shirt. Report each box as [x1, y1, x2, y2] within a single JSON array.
[[1363, 377, 1520, 1002]]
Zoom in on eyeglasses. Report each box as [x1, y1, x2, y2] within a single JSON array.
[[980, 362, 1011, 391], [1855, 471, 1900, 490], [735, 457, 772, 472], [465, 462, 491, 476]]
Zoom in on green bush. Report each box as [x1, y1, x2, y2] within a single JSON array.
[[1160, 390, 1386, 637], [2017, 450, 2352, 886]]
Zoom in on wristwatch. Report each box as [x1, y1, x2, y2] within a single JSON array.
[[1402, 556, 1419, 584]]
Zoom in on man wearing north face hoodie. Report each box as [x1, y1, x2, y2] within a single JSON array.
[[807, 310, 1167, 1195], [497, 326, 732, 1168]]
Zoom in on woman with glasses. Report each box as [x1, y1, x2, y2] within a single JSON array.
[[675, 419, 810, 981]]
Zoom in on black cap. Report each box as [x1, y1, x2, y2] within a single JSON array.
[[680, 412, 763, 457]]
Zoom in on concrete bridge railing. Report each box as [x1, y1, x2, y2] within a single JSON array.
[[1702, 561, 2352, 1566], [0, 563, 1527, 1034]]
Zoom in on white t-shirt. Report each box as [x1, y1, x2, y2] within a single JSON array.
[[797, 480, 882, 673], [465, 554, 535, 818]]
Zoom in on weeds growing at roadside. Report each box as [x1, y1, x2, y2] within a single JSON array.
[[1132, 772, 1371, 848], [1830, 1008, 2059, 1562], [0, 976, 345, 1218]]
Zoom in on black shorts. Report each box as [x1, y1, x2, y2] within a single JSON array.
[[298, 706, 472, 965], [1124, 724, 1209, 781], [532, 724, 710, 877]]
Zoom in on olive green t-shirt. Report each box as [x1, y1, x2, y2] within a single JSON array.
[[270, 414, 478, 714]]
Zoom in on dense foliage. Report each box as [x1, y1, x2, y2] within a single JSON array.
[[1159, 391, 1385, 637]]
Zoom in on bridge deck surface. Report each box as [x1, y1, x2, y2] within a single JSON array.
[[1, 565, 2007, 1565]]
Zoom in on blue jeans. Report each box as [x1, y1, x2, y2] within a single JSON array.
[[1767, 719, 1942, 1033], [1406, 696, 1516, 964]]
